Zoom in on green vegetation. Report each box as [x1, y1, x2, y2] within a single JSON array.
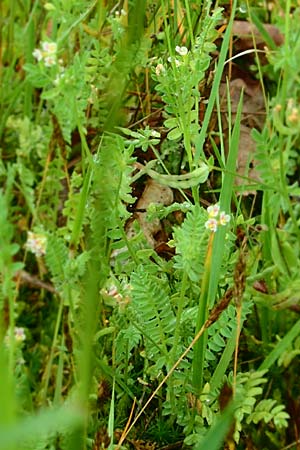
[[1, 0, 300, 448]]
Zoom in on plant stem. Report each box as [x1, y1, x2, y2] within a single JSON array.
[[171, 271, 188, 364], [42, 294, 64, 404], [192, 232, 214, 394]]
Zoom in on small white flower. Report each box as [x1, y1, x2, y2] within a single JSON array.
[[41, 41, 57, 54], [41, 41, 49, 52], [219, 211, 230, 226], [5, 327, 26, 346], [167, 56, 181, 67], [44, 55, 56, 67], [25, 231, 47, 257], [205, 218, 218, 233], [151, 130, 160, 138], [102, 285, 123, 303], [155, 63, 165, 76], [14, 327, 26, 342], [175, 45, 188, 56], [207, 204, 220, 218], [33, 48, 43, 61]]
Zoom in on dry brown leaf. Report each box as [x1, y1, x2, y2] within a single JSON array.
[[127, 179, 173, 247], [235, 124, 261, 193], [232, 20, 284, 48], [219, 78, 265, 126]]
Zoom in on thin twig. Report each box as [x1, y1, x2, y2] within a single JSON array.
[[16, 270, 57, 294]]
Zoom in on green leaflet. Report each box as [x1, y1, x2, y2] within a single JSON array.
[[173, 205, 208, 283], [142, 160, 211, 189], [45, 234, 69, 287]]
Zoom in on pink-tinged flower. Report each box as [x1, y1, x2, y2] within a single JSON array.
[[155, 63, 165, 76], [205, 204, 231, 232], [33, 41, 57, 66], [41, 41, 57, 54], [205, 218, 218, 232], [5, 327, 26, 346], [33, 48, 43, 61], [25, 231, 47, 257], [207, 204, 220, 218], [14, 327, 26, 342], [44, 55, 56, 67], [107, 285, 119, 298], [219, 211, 230, 226], [175, 45, 188, 56]]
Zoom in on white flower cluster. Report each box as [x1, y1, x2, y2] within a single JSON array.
[[205, 204, 230, 233], [33, 41, 57, 67], [25, 231, 47, 257], [155, 63, 165, 76], [155, 45, 189, 75], [115, 8, 126, 17]]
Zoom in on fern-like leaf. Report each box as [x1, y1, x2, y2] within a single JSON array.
[[234, 370, 268, 443], [247, 398, 289, 428], [206, 300, 253, 365], [173, 205, 208, 282], [45, 234, 69, 288], [130, 266, 175, 374]]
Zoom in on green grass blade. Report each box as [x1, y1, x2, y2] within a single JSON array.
[[192, 234, 214, 394], [210, 327, 237, 392], [194, 0, 238, 164], [194, 400, 236, 450], [108, 378, 115, 450], [208, 89, 243, 307], [259, 318, 300, 371], [249, 10, 277, 51]]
